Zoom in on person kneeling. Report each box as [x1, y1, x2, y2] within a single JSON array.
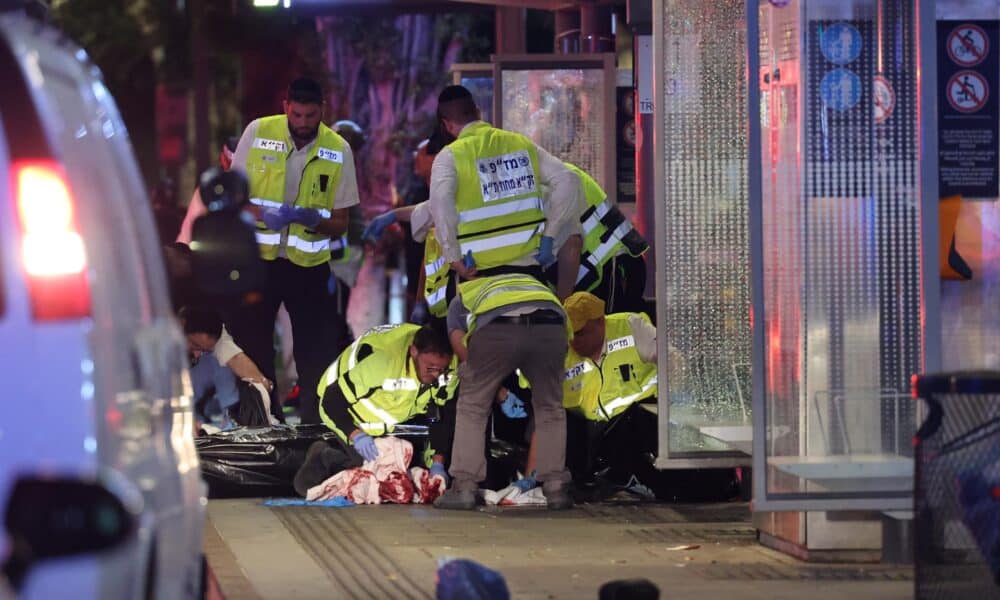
[[294, 325, 457, 496]]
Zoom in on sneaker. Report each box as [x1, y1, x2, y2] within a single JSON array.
[[544, 487, 573, 511], [434, 488, 477, 510]]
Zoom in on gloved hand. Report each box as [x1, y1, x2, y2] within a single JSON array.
[[463, 250, 476, 270], [512, 472, 537, 492], [351, 432, 380, 462], [534, 235, 556, 268], [429, 462, 450, 485], [362, 211, 397, 243], [500, 391, 528, 419], [327, 273, 338, 295], [291, 207, 322, 228], [409, 300, 429, 324], [261, 204, 294, 231]]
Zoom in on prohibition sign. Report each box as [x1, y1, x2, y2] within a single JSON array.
[[947, 70, 989, 113], [873, 75, 895, 123], [947, 24, 989, 67]]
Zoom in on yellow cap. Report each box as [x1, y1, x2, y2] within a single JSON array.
[[563, 292, 606, 332]]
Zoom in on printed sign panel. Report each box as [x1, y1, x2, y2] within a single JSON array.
[[477, 150, 537, 203], [938, 20, 999, 198]]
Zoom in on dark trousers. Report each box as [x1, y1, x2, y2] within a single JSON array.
[[450, 321, 570, 492], [566, 402, 656, 485], [228, 259, 336, 425]]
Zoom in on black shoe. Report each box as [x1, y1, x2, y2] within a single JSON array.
[[545, 487, 573, 510], [434, 488, 477, 510], [293, 441, 342, 497]]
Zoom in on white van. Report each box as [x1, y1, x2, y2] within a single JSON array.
[[0, 7, 205, 599]]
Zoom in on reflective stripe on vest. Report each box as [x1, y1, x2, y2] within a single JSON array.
[[256, 232, 281, 246], [425, 256, 446, 278], [566, 162, 648, 291], [595, 376, 658, 420], [458, 196, 542, 224], [460, 273, 564, 336], [459, 228, 539, 257]]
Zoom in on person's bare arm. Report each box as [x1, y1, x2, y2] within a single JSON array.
[[226, 352, 272, 390]]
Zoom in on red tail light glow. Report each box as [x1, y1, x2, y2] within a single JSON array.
[[14, 160, 91, 320]]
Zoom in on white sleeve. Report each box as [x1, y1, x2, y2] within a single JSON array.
[[409, 201, 433, 243], [332, 144, 360, 209], [629, 314, 658, 364], [428, 149, 462, 262], [213, 326, 244, 366]]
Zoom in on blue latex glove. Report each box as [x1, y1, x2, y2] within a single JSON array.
[[362, 211, 397, 243], [512, 472, 537, 492], [291, 206, 322, 228], [409, 300, 429, 324], [352, 432, 380, 462], [534, 235, 556, 268], [261, 204, 294, 231], [429, 462, 450, 485], [463, 250, 475, 269], [500, 391, 528, 419], [327, 273, 338, 295]]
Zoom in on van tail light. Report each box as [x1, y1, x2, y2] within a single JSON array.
[[14, 160, 91, 320]]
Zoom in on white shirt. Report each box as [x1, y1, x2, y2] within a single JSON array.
[[213, 326, 243, 366], [232, 118, 360, 256], [428, 121, 581, 265]]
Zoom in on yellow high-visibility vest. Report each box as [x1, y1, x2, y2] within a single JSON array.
[[317, 323, 457, 441], [246, 115, 346, 267], [565, 163, 649, 292], [562, 313, 657, 421]]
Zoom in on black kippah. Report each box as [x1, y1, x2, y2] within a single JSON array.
[[438, 85, 473, 104]]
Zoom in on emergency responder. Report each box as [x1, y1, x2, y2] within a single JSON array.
[[559, 291, 658, 487], [556, 164, 649, 314], [435, 273, 573, 510], [180, 306, 272, 428], [309, 324, 457, 482], [228, 77, 360, 424], [427, 85, 581, 291]]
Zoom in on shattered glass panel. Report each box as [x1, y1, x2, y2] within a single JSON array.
[[501, 68, 607, 188], [758, 0, 925, 500], [660, 0, 752, 454]]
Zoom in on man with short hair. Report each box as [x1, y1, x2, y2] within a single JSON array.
[[427, 85, 581, 296], [316, 324, 457, 469], [228, 76, 360, 424], [179, 306, 272, 426]]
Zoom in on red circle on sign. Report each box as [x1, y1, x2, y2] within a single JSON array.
[[947, 70, 989, 113], [947, 24, 989, 67], [873, 75, 895, 124]]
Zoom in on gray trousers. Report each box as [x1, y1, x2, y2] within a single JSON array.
[[450, 322, 571, 491]]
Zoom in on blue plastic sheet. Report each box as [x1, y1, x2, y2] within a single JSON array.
[[261, 497, 354, 508]]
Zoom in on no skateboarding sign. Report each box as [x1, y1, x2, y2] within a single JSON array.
[[947, 24, 989, 67], [938, 20, 999, 197], [947, 70, 989, 113]]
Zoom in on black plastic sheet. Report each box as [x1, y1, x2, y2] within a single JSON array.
[[196, 425, 429, 498]]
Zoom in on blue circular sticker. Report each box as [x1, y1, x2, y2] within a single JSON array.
[[820, 69, 862, 111], [820, 22, 863, 65]]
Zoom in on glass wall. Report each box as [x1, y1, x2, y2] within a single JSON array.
[[654, 0, 753, 462], [752, 0, 936, 510], [495, 55, 615, 193]]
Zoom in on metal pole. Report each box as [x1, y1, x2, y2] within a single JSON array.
[[918, 0, 941, 374], [747, 0, 768, 507]]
